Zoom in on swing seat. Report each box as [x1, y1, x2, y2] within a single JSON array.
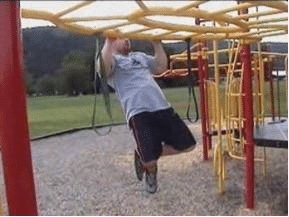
[[254, 119, 288, 149]]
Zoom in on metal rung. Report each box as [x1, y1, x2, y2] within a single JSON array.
[[231, 138, 242, 141], [227, 117, 246, 121]]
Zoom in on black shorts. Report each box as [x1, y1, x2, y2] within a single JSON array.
[[129, 108, 196, 163]]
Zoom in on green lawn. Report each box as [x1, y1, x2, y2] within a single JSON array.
[[28, 82, 287, 137], [27, 87, 197, 137], [28, 94, 124, 137]]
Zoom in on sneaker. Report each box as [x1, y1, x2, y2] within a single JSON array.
[[134, 150, 144, 181], [145, 166, 158, 194]]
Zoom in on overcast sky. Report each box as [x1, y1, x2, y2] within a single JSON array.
[[20, 1, 288, 43]]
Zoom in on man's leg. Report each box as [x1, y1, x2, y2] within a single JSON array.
[[161, 144, 195, 156], [160, 109, 197, 157], [142, 160, 158, 194], [129, 114, 161, 194], [140, 144, 195, 193], [142, 160, 157, 171], [134, 150, 145, 181], [134, 150, 158, 193]]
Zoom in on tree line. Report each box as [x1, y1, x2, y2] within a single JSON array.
[[23, 27, 287, 97], [25, 44, 287, 97], [24, 31, 198, 97], [25, 42, 185, 96]]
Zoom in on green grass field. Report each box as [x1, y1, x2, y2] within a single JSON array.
[[28, 87, 196, 137], [28, 81, 287, 137]]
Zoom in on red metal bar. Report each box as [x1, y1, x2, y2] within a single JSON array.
[[241, 44, 255, 209], [196, 9, 209, 161], [198, 43, 209, 160], [0, 1, 38, 215], [238, 1, 254, 209], [202, 41, 212, 150]]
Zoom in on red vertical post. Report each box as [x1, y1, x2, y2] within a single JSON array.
[[238, 1, 254, 209], [196, 11, 208, 161], [241, 44, 255, 209], [198, 42, 209, 160], [0, 1, 38, 215]]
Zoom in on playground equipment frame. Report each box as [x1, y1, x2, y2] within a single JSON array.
[[0, 0, 287, 214], [0, 1, 38, 215]]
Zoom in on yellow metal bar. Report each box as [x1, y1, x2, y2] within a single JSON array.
[[122, 26, 152, 34], [258, 31, 288, 38], [256, 6, 265, 125], [52, 19, 99, 35], [225, 40, 235, 145], [229, 93, 245, 96], [20, 1, 288, 42], [213, 39, 225, 193], [237, 9, 282, 20], [228, 152, 265, 162], [242, 29, 283, 38], [94, 21, 130, 32], [249, 24, 288, 30], [253, 55, 260, 124], [175, 0, 207, 12], [152, 30, 178, 38], [21, 8, 56, 21], [226, 41, 243, 158], [179, 43, 201, 55], [250, 1, 288, 13], [238, 63, 244, 149], [134, 18, 243, 34], [251, 51, 288, 56], [56, 1, 94, 18], [172, 47, 287, 59], [228, 117, 246, 121], [61, 15, 128, 22], [210, 2, 253, 15], [248, 17, 288, 25], [214, 40, 222, 132], [128, 7, 249, 31]]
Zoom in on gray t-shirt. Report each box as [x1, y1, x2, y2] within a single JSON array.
[[107, 51, 171, 121]]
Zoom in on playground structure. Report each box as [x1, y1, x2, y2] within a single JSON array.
[[0, 0, 287, 215], [173, 40, 287, 187]]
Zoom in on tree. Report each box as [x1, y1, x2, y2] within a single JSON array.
[[55, 50, 93, 96], [25, 73, 38, 95], [35, 74, 56, 95]]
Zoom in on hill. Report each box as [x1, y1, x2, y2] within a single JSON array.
[[23, 26, 287, 79]]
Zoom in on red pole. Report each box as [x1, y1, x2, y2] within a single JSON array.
[[241, 44, 255, 209], [238, 1, 254, 209], [196, 11, 209, 161], [0, 1, 38, 215], [198, 42, 209, 160]]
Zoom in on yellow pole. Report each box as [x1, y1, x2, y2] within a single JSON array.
[[253, 55, 260, 125], [56, 1, 94, 18], [256, 5, 265, 125], [213, 39, 224, 193]]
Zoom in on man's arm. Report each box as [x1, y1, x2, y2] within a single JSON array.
[[101, 38, 116, 77], [152, 41, 168, 75]]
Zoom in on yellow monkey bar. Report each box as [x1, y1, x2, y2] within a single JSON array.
[[21, 0, 287, 42]]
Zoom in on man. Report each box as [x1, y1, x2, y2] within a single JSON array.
[[101, 35, 196, 193]]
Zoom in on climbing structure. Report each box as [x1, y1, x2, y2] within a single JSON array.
[[21, 1, 288, 41], [0, 0, 287, 214]]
